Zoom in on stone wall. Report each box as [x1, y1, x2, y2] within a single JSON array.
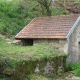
[[68, 21, 80, 63], [0, 55, 67, 80], [34, 39, 68, 53], [13, 55, 66, 80]]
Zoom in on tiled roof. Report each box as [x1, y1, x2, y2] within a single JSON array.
[[15, 14, 80, 39]]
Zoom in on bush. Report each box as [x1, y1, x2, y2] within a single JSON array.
[[0, 0, 33, 36], [67, 63, 80, 76]]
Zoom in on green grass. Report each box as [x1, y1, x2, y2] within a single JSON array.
[[67, 63, 80, 77], [0, 79, 6, 80], [0, 77, 10, 80], [0, 37, 64, 63], [0, 74, 52, 80], [51, 8, 69, 16], [0, 37, 65, 79], [23, 74, 52, 80]]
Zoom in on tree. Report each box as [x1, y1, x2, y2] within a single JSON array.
[[57, 0, 80, 13], [35, 0, 52, 16]]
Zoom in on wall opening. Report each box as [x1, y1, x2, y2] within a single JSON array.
[[78, 42, 80, 61], [21, 39, 33, 46]]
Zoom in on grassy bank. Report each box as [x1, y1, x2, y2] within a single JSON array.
[[67, 63, 80, 77], [0, 74, 52, 80], [0, 37, 64, 64], [23, 74, 52, 80], [0, 37, 66, 80]]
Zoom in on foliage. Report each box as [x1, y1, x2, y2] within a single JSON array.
[[34, 0, 52, 16], [0, 0, 38, 36], [67, 63, 80, 76], [56, 0, 80, 13], [0, 0, 23, 35], [51, 8, 68, 16], [75, 0, 80, 4], [0, 78, 6, 80]]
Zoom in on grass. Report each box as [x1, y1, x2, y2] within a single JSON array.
[[51, 8, 69, 16], [0, 37, 64, 63], [0, 79, 5, 80], [0, 79, 6, 80], [0, 74, 52, 80], [67, 63, 80, 77], [0, 37, 66, 79], [23, 74, 52, 80]]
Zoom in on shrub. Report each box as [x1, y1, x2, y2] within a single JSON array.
[[67, 63, 80, 76], [0, 0, 32, 36]]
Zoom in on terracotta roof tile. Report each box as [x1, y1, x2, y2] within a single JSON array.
[[15, 14, 80, 39]]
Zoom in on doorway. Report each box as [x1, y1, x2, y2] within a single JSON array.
[[21, 39, 33, 46]]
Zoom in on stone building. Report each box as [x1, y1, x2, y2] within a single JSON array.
[[15, 14, 80, 62]]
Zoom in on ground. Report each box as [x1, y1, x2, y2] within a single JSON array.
[[0, 35, 80, 80]]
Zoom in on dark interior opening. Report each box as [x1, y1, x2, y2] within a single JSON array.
[[21, 39, 33, 46], [78, 42, 80, 61]]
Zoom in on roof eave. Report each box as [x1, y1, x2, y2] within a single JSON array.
[[15, 17, 36, 39], [15, 37, 66, 40], [66, 16, 80, 40]]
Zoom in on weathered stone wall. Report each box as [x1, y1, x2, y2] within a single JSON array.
[[13, 55, 66, 80], [68, 21, 80, 63], [34, 39, 68, 53], [0, 55, 67, 80]]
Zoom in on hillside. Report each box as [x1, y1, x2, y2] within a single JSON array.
[[0, 37, 67, 80], [52, 0, 80, 13]]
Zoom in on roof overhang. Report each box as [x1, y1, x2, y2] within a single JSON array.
[[15, 15, 80, 40], [15, 18, 36, 39]]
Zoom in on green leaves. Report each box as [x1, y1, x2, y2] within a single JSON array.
[[35, 0, 52, 16], [67, 63, 80, 77], [0, 0, 31, 36]]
